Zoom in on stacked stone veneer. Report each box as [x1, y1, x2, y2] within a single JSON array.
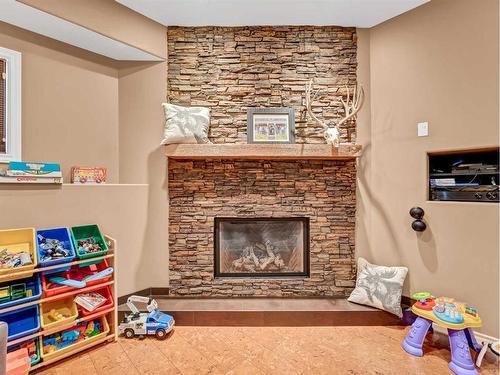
[[168, 159, 357, 297], [167, 26, 358, 144]]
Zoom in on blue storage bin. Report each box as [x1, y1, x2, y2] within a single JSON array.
[[0, 305, 40, 341], [0, 275, 42, 309], [36, 227, 75, 274]]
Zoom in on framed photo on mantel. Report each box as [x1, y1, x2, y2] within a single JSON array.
[[247, 107, 295, 144]]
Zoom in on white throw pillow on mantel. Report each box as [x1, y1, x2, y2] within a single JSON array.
[[348, 257, 408, 317], [161, 103, 211, 145]]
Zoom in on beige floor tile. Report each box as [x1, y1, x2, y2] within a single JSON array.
[[154, 330, 223, 375], [224, 359, 266, 375], [33, 326, 500, 375], [120, 338, 179, 374], [34, 353, 98, 375], [89, 341, 139, 374]]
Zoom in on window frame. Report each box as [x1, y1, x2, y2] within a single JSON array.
[[0, 46, 21, 162]]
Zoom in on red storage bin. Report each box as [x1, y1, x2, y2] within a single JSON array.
[[76, 286, 114, 316], [41, 259, 111, 297]]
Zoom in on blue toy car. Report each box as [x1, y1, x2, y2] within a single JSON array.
[[118, 296, 175, 340]]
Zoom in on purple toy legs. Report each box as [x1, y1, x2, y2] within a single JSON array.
[[464, 328, 482, 353], [448, 329, 479, 375], [402, 317, 432, 356]]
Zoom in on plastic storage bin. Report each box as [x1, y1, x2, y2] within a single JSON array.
[[41, 259, 111, 297], [8, 338, 41, 366], [36, 227, 75, 274], [0, 305, 40, 341], [0, 275, 42, 309], [70, 225, 108, 261], [77, 286, 114, 317], [0, 228, 38, 282], [40, 315, 110, 361], [40, 297, 78, 330], [6, 348, 31, 375]]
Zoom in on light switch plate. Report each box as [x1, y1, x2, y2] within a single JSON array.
[[418, 122, 429, 137]]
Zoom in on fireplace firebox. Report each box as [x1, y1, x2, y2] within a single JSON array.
[[214, 217, 310, 278]]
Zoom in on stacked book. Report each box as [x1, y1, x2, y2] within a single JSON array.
[[0, 161, 62, 184], [74, 292, 107, 312]]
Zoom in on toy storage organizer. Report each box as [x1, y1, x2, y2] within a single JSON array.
[[0, 232, 117, 372]]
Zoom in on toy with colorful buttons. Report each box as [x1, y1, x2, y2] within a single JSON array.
[[403, 292, 483, 375], [410, 292, 481, 329]]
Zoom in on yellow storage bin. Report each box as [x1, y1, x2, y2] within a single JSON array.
[[0, 228, 37, 282], [40, 297, 78, 331], [40, 315, 109, 361]]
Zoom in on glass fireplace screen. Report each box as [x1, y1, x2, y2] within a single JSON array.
[[214, 217, 310, 278]]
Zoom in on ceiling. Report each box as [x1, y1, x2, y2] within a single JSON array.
[[116, 0, 430, 28], [0, 0, 162, 61]]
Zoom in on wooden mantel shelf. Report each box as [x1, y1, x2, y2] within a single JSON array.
[[165, 143, 362, 160]]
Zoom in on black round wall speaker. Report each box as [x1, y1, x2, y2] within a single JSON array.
[[412, 219, 427, 232], [409, 207, 425, 219]]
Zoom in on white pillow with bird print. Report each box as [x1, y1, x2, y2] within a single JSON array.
[[348, 257, 408, 317], [161, 103, 211, 144]]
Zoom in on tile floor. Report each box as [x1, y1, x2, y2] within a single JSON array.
[[34, 326, 499, 375]]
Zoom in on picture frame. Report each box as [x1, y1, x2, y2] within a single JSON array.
[[247, 107, 295, 144]]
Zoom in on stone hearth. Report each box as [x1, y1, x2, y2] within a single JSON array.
[[168, 158, 356, 297]]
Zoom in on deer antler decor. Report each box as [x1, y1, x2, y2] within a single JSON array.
[[305, 79, 364, 146]]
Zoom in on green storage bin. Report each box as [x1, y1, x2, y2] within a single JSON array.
[[70, 225, 108, 261]]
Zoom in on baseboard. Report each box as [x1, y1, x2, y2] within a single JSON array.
[[117, 288, 151, 305], [431, 323, 499, 345], [401, 295, 413, 307], [117, 287, 170, 305], [151, 287, 170, 296]]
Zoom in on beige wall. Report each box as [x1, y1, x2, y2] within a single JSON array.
[[0, 184, 152, 296], [0, 17, 169, 294], [355, 28, 372, 259], [18, 0, 166, 59], [357, 0, 499, 336], [0, 22, 120, 182], [118, 60, 170, 288]]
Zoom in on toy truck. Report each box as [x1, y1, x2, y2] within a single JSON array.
[[118, 295, 174, 340]]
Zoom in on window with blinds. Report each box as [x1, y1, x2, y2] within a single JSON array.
[[0, 47, 21, 162], [0, 58, 5, 154]]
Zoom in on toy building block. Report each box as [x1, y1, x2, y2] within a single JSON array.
[[48, 309, 65, 322], [0, 286, 10, 302], [62, 330, 80, 342], [10, 284, 26, 300]]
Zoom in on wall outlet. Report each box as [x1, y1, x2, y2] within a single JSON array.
[[418, 122, 429, 137]]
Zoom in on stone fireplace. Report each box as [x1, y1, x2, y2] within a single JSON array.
[[214, 217, 310, 278], [166, 24, 359, 297], [168, 158, 356, 297]]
